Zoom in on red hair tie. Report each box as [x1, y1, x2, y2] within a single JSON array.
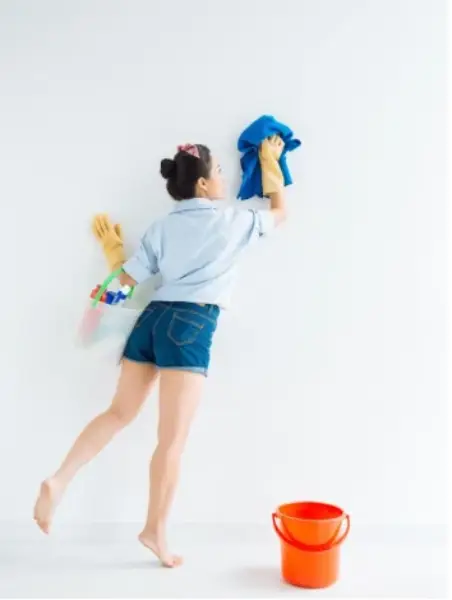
[[177, 143, 200, 158]]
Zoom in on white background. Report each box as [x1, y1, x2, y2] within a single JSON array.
[[0, 0, 447, 530]]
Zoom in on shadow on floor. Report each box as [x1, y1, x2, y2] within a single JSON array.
[[224, 566, 305, 596]]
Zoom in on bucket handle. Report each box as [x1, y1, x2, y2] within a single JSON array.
[[272, 513, 350, 553], [91, 268, 134, 308]]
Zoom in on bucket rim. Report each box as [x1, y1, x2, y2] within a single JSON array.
[[276, 500, 346, 523]]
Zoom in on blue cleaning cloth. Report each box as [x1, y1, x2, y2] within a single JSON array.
[[237, 115, 301, 200]]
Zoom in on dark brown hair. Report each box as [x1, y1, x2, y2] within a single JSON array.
[[160, 144, 212, 201]]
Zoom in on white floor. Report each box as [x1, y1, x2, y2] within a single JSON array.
[[0, 524, 447, 598]]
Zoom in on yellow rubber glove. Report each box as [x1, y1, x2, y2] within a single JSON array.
[[92, 214, 126, 273], [259, 135, 285, 196]]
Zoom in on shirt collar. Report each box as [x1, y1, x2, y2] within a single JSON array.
[[172, 198, 216, 213]]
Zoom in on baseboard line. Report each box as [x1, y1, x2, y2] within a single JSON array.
[[0, 521, 447, 544]]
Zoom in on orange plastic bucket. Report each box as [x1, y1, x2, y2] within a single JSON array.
[[272, 501, 350, 589]]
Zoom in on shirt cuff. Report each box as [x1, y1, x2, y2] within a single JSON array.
[[122, 256, 150, 284], [256, 210, 277, 237]]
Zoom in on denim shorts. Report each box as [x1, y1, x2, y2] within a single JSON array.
[[121, 301, 220, 377]]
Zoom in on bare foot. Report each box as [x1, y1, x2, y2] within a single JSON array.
[[33, 479, 62, 534], [138, 530, 183, 568]]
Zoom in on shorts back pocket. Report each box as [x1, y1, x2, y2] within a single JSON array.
[[168, 314, 204, 346]]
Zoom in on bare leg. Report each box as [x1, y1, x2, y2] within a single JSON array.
[[139, 370, 204, 567], [34, 360, 159, 534]]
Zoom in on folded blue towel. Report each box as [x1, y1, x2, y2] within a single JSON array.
[[237, 115, 301, 200]]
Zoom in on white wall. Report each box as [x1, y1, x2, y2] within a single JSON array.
[[0, 0, 447, 528]]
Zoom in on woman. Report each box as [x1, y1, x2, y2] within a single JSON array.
[[34, 136, 287, 567]]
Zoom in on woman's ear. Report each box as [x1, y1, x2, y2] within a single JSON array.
[[197, 177, 209, 194]]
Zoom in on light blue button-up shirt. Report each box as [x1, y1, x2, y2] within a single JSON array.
[[122, 198, 275, 309]]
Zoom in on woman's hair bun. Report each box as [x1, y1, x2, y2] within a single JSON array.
[[160, 158, 177, 180]]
